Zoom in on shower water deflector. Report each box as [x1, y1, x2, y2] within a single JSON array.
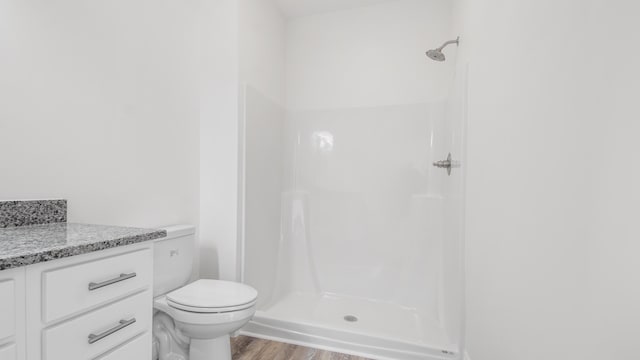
[[426, 36, 460, 62]]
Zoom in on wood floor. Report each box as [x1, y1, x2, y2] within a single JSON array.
[[231, 336, 371, 360]]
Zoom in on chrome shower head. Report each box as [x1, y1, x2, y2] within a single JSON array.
[[426, 37, 460, 62], [426, 49, 446, 61]]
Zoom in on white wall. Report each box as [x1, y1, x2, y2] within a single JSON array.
[[236, 0, 287, 284], [286, 0, 454, 110], [454, 0, 640, 359], [586, 4, 640, 358], [199, 0, 240, 279], [236, 0, 287, 293], [199, 0, 287, 281], [197, 0, 286, 281], [0, 0, 200, 229], [239, 0, 286, 107], [0, 0, 285, 283], [276, 0, 395, 18]]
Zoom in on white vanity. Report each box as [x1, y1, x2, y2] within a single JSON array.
[[0, 201, 256, 360], [0, 202, 166, 360], [0, 238, 160, 360], [26, 243, 154, 360]]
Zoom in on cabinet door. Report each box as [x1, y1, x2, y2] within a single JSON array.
[[0, 280, 15, 342], [26, 244, 153, 360], [0, 268, 25, 360]]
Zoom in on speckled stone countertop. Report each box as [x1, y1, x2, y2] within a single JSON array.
[[0, 223, 166, 270], [0, 199, 67, 228]]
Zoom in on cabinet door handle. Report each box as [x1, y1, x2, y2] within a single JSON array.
[[88, 272, 137, 291], [88, 318, 136, 344]]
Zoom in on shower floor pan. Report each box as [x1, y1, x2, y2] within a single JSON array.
[[240, 292, 458, 360]]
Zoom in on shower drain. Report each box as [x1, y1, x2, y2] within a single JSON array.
[[343, 315, 358, 322]]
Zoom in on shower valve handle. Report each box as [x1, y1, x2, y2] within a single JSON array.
[[433, 153, 459, 176]]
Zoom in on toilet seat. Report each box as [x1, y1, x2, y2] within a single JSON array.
[[166, 279, 258, 314], [154, 295, 256, 326], [168, 298, 257, 313]]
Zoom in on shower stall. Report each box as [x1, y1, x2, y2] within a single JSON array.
[[239, 1, 466, 359]]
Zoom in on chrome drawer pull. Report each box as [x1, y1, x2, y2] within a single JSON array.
[[88, 318, 136, 344], [88, 272, 137, 291]]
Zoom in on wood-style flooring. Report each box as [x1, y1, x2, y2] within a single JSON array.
[[231, 336, 372, 360]]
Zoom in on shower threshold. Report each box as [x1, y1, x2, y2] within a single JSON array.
[[240, 292, 458, 360]]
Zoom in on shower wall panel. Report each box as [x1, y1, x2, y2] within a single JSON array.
[[283, 103, 447, 318], [242, 85, 286, 308]]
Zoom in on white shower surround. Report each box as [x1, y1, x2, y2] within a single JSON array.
[[240, 1, 465, 359]]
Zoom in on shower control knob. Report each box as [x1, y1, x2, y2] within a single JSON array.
[[432, 153, 459, 176]]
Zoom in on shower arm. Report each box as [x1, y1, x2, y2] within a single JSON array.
[[437, 38, 460, 51]]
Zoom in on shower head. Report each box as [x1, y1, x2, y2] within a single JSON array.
[[426, 49, 446, 62], [426, 37, 460, 62]]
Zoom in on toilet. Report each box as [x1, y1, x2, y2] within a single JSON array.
[[152, 225, 258, 360]]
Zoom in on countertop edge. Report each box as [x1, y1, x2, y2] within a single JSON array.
[[0, 229, 167, 271]]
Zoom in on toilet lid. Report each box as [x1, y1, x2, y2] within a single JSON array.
[[166, 279, 258, 310]]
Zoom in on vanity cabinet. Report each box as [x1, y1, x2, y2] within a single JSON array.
[[0, 243, 155, 360], [0, 268, 26, 360]]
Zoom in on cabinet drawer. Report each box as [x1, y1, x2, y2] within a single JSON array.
[[94, 332, 151, 360], [42, 249, 151, 323], [0, 343, 16, 360], [0, 280, 15, 341], [44, 290, 150, 360]]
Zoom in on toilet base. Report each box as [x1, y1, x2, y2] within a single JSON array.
[[189, 335, 231, 360]]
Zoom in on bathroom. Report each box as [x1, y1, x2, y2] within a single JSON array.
[[0, 0, 639, 360]]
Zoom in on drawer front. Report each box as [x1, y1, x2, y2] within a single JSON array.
[[43, 249, 152, 323], [0, 280, 15, 341], [0, 343, 16, 360], [94, 332, 151, 360], [43, 290, 151, 360]]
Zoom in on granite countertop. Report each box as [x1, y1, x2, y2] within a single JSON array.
[[0, 223, 167, 270]]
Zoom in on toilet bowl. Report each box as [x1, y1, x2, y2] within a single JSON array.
[[152, 226, 258, 360]]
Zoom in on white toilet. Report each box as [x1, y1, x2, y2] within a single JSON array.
[[152, 225, 258, 360]]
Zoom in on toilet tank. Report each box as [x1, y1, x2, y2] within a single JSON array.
[[153, 225, 196, 298]]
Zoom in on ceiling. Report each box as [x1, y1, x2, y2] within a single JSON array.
[[275, 0, 397, 18]]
